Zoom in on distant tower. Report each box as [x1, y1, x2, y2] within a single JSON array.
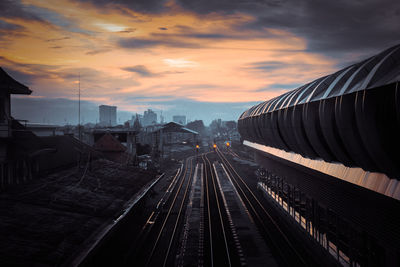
[[99, 105, 117, 126], [160, 111, 165, 124], [78, 72, 81, 140]]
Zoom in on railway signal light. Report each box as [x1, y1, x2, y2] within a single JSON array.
[[196, 144, 200, 149], [226, 142, 230, 147]]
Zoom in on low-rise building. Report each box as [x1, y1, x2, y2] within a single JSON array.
[[138, 122, 199, 158], [0, 67, 32, 139], [160, 122, 198, 145], [25, 123, 62, 136], [0, 67, 98, 190], [93, 133, 131, 163]]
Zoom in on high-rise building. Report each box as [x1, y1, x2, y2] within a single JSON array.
[[142, 109, 157, 126], [99, 105, 117, 126], [172, 115, 186, 125]]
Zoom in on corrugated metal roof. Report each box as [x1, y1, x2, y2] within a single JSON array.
[[240, 44, 400, 119], [238, 44, 400, 179]]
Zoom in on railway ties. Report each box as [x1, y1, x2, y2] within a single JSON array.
[[176, 163, 203, 267], [126, 157, 195, 267], [215, 148, 312, 267], [125, 151, 288, 267], [202, 153, 236, 267], [213, 161, 278, 267], [174, 151, 281, 267]]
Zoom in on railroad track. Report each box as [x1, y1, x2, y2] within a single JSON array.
[[82, 147, 308, 266], [215, 148, 311, 267], [201, 152, 241, 267], [125, 156, 195, 267]]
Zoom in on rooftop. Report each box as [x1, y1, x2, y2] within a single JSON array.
[[0, 67, 32, 95], [93, 133, 126, 152]]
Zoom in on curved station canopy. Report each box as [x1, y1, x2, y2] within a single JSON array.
[[238, 44, 400, 181]]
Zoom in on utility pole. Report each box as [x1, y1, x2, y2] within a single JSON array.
[[78, 72, 81, 141]]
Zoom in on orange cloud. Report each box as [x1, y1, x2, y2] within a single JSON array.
[[1, 0, 338, 114]]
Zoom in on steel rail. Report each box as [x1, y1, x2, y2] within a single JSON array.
[[162, 157, 194, 267], [145, 156, 193, 266], [201, 153, 214, 267], [216, 148, 308, 266], [202, 152, 232, 267]]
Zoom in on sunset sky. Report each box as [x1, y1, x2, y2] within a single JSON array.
[[1, 0, 399, 124]]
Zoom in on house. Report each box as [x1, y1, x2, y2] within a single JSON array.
[[0, 67, 32, 157], [84, 128, 138, 155], [160, 122, 198, 145], [93, 133, 131, 164], [0, 67, 98, 190]]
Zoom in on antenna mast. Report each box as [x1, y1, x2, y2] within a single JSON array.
[[78, 72, 81, 141]]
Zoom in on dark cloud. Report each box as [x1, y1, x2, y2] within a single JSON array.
[[117, 37, 200, 49], [118, 28, 136, 33], [249, 61, 288, 71], [0, 20, 25, 40], [0, 20, 24, 31], [0, 56, 56, 84], [158, 27, 168, 30], [46, 36, 70, 42], [152, 32, 235, 40], [19, 5, 94, 35], [0, 0, 43, 22], [1, 67, 37, 85], [73, 0, 169, 13], [50, 46, 63, 49], [246, 60, 316, 73], [159, 24, 243, 40], [122, 65, 156, 77], [176, 0, 400, 55], [56, 67, 104, 82], [27, 5, 72, 28], [176, 0, 282, 15], [0, 1, 92, 35], [186, 33, 232, 39], [0, 57, 111, 86]]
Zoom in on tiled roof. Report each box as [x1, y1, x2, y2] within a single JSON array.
[[93, 133, 126, 152]]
